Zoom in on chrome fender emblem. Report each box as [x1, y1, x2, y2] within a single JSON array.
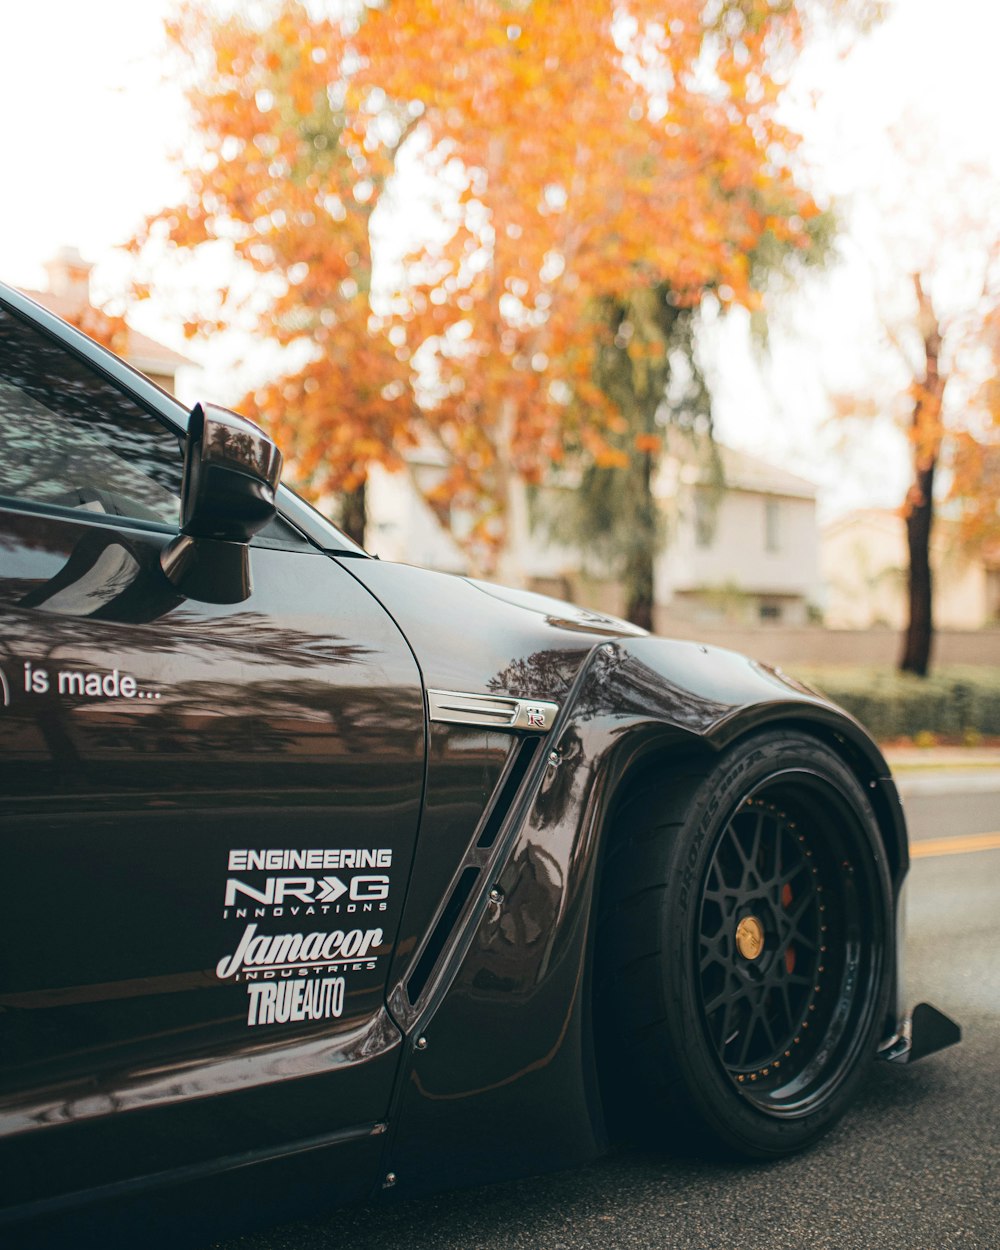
[[428, 689, 560, 733]]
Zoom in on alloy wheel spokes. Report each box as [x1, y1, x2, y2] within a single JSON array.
[[698, 798, 824, 1077]]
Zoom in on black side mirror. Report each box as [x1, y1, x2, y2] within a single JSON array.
[[161, 403, 283, 603]]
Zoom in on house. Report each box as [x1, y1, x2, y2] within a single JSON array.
[[19, 247, 189, 395], [821, 508, 1000, 629], [366, 454, 470, 576], [652, 444, 821, 627], [367, 441, 822, 626]]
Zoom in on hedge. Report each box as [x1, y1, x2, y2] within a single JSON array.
[[787, 665, 1000, 743]]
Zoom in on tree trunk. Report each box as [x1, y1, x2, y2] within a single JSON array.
[[340, 481, 366, 548], [623, 447, 656, 631], [899, 459, 935, 676], [495, 475, 529, 587], [492, 400, 526, 587], [899, 274, 946, 678]]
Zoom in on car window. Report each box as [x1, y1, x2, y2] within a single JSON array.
[[0, 304, 183, 526]]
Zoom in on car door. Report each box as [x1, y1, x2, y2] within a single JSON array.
[[0, 297, 425, 1207]]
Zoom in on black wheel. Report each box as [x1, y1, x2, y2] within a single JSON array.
[[596, 730, 893, 1158]]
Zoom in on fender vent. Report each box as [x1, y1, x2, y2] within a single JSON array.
[[477, 736, 539, 849], [406, 866, 480, 1006]]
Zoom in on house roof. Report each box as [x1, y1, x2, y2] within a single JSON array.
[[821, 507, 901, 538], [19, 287, 191, 373], [713, 445, 818, 500], [823, 508, 1000, 569], [819, 505, 986, 541]]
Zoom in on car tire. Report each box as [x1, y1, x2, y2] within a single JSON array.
[[596, 730, 893, 1158]]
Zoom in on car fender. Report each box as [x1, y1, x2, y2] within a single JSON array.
[[378, 635, 909, 1197]]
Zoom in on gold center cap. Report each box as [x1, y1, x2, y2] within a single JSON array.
[[736, 915, 765, 961]]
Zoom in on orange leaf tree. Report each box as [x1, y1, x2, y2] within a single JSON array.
[[136, 0, 874, 602], [131, 0, 422, 542], [832, 267, 1000, 675], [898, 264, 1000, 674], [835, 260, 1000, 675], [831, 119, 1000, 676], [352, 0, 867, 619]]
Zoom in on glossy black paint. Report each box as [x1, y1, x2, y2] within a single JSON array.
[[0, 500, 424, 1210], [0, 280, 933, 1236], [340, 558, 606, 1005]]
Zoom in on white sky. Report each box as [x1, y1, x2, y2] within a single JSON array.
[[705, 0, 1000, 517], [1, 0, 998, 520], [0, 3, 188, 294]]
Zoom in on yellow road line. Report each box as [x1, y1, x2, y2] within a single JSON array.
[[911, 831, 1000, 859]]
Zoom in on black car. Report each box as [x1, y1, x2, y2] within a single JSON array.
[[0, 282, 958, 1241]]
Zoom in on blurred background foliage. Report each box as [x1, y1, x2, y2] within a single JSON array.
[[132, 0, 872, 614], [790, 665, 1000, 742], [126, 0, 999, 669]]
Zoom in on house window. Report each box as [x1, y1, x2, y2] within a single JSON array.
[[765, 500, 780, 553], [694, 491, 714, 548], [759, 601, 782, 622]]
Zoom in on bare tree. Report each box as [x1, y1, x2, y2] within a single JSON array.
[[899, 275, 947, 675]]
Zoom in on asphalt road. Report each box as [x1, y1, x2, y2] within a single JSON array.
[[211, 776, 1000, 1250]]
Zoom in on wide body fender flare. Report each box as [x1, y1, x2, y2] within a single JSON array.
[[380, 636, 909, 1196]]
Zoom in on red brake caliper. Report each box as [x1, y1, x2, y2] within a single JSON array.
[[782, 882, 796, 974]]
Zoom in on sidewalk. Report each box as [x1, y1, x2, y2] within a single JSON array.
[[880, 745, 1000, 798], [881, 745, 1000, 772]]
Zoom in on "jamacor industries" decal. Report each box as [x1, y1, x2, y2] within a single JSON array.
[[216, 923, 384, 979]]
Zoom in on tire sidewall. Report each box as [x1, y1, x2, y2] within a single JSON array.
[[660, 732, 893, 1157]]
